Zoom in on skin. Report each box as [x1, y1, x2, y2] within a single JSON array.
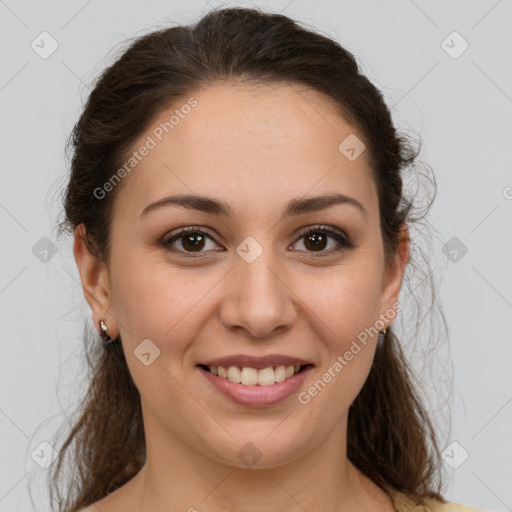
[[74, 81, 409, 512]]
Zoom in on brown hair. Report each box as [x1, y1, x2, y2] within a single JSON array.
[[46, 6, 449, 511]]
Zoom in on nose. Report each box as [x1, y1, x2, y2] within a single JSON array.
[[219, 251, 297, 339]]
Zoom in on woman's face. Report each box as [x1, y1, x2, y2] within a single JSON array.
[[77, 81, 407, 469]]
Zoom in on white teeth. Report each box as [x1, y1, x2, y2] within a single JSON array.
[[274, 365, 286, 382], [257, 367, 276, 386], [227, 366, 241, 383], [240, 367, 258, 385], [206, 364, 303, 385]]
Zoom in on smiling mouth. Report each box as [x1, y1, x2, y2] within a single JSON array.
[[197, 364, 312, 386]]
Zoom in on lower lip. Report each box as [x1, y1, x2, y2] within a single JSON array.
[[197, 365, 313, 407]]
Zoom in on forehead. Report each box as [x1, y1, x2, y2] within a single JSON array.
[[112, 81, 377, 222]]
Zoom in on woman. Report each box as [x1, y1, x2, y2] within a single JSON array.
[[49, 6, 482, 512]]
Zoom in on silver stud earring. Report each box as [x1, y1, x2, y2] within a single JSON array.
[[377, 327, 387, 346], [99, 319, 113, 344]]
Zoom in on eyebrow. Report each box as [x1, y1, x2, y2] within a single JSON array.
[[140, 193, 367, 219]]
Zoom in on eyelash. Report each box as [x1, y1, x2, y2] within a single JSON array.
[[161, 225, 355, 258]]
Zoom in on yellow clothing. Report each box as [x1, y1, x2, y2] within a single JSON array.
[[391, 490, 486, 512]]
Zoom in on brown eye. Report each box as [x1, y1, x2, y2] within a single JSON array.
[[180, 232, 206, 252], [291, 226, 354, 256], [162, 228, 220, 255], [161, 225, 355, 258], [303, 231, 328, 251]]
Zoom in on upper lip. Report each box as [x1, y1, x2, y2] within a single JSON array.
[[198, 354, 314, 370]]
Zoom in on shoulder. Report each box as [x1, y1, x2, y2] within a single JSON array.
[[426, 500, 487, 512], [390, 490, 486, 512]]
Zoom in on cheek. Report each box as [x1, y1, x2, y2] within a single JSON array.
[[302, 258, 384, 341], [109, 256, 216, 408], [298, 267, 382, 415], [110, 252, 219, 351], [110, 235, 385, 355]]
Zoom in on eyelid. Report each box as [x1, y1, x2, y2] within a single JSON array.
[[161, 224, 355, 256], [290, 225, 355, 256], [160, 226, 222, 255], [295, 224, 353, 245]]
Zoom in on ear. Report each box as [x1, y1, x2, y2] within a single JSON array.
[[379, 222, 410, 326], [73, 223, 118, 339]]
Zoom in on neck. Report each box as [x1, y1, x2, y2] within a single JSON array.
[[123, 412, 393, 512]]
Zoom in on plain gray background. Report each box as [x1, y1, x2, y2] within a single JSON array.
[[1, 1, 511, 511]]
